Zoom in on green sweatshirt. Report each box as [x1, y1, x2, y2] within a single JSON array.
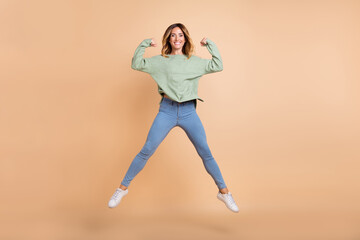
[[131, 38, 223, 105]]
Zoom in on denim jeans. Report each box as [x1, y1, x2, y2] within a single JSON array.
[[121, 97, 227, 190]]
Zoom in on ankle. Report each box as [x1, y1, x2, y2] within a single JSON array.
[[219, 188, 229, 194]]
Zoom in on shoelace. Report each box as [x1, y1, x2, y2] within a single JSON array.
[[112, 189, 122, 200], [224, 193, 236, 206]]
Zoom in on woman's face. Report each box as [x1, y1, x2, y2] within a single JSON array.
[[169, 27, 186, 51]]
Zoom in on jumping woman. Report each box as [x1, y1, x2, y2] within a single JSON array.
[[108, 23, 239, 213]]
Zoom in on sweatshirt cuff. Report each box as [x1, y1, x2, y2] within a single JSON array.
[[144, 38, 152, 47]]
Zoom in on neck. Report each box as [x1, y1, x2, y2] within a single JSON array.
[[170, 49, 183, 55]]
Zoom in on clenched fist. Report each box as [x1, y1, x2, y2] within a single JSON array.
[[200, 37, 207, 46], [150, 38, 157, 47]]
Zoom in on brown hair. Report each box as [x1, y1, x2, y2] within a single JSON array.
[[161, 23, 195, 60]]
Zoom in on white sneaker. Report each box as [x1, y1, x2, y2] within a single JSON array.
[[217, 191, 239, 213], [108, 188, 128, 208]]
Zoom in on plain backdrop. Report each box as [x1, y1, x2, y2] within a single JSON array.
[[0, 0, 359, 239]]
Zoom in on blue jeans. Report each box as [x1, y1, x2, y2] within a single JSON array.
[[121, 97, 227, 190]]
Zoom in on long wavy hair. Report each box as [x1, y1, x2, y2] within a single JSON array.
[[161, 23, 195, 60]]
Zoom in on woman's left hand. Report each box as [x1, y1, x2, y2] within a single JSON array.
[[200, 37, 207, 46]]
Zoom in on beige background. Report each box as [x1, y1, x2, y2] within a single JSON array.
[[1, 0, 359, 239]]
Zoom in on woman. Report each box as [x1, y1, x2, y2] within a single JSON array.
[[108, 23, 239, 213]]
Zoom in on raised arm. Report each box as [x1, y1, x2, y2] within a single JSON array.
[[200, 38, 224, 74], [131, 38, 154, 74]]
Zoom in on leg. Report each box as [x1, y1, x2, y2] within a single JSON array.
[[120, 111, 176, 188], [179, 111, 227, 190]]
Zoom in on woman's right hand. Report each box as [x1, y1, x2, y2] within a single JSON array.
[[150, 38, 157, 47]]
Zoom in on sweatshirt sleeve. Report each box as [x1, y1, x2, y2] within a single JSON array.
[[131, 38, 154, 74], [199, 38, 224, 75]]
